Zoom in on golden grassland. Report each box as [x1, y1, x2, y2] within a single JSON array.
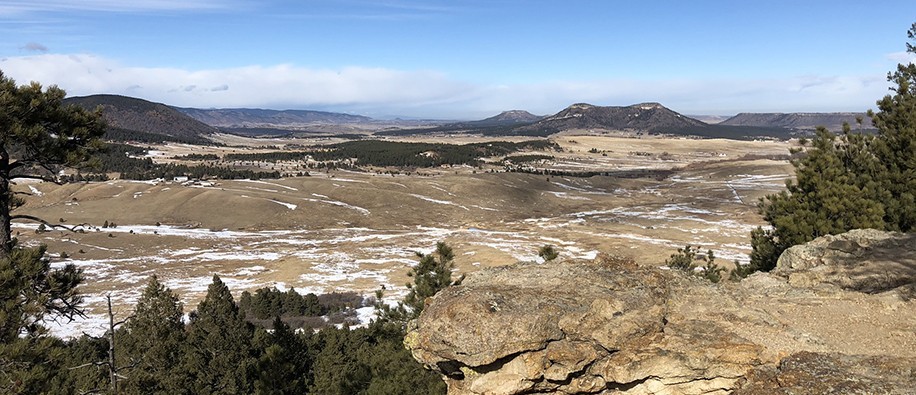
[[14, 134, 796, 334]]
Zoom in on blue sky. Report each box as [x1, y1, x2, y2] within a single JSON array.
[[1, 0, 914, 119]]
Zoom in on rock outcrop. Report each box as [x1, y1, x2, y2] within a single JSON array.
[[406, 230, 916, 394], [775, 229, 916, 296]]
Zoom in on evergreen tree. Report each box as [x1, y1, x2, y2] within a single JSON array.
[[376, 242, 461, 325], [358, 323, 447, 395], [870, 22, 916, 232], [0, 244, 82, 342], [748, 24, 916, 273], [0, 72, 104, 393], [308, 327, 371, 395], [252, 317, 310, 394], [52, 334, 109, 394], [183, 275, 256, 394], [0, 335, 71, 394], [119, 276, 188, 394], [0, 71, 106, 256], [308, 322, 446, 395]]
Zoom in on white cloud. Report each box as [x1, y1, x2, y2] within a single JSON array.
[[0, 0, 240, 16], [0, 53, 892, 118]]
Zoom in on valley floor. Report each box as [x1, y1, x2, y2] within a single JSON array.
[[13, 135, 795, 337]]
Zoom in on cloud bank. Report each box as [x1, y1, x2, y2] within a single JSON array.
[[0, 53, 894, 119]]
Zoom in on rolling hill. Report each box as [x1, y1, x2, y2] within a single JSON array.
[[64, 94, 219, 144], [469, 110, 543, 127]]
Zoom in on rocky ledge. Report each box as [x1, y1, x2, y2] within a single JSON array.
[[406, 230, 916, 394]]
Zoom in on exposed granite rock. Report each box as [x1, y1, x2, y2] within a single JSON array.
[[734, 352, 916, 395], [775, 229, 916, 295], [407, 230, 916, 395]]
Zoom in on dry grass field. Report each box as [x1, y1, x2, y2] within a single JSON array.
[[13, 134, 796, 336]]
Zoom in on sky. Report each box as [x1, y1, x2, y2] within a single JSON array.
[[1, 1, 915, 119]]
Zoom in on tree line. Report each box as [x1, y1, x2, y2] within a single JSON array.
[[95, 143, 281, 181], [2, 274, 447, 394], [223, 139, 559, 168]]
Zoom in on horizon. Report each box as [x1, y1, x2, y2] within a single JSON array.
[[2, 1, 915, 118], [63, 92, 876, 122]]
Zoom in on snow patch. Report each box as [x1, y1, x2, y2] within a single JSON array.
[[409, 194, 469, 211], [268, 199, 298, 210]]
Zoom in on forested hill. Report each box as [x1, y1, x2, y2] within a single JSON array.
[[720, 112, 875, 132], [175, 107, 374, 127], [509, 103, 802, 139], [376, 102, 798, 140], [516, 102, 708, 134], [64, 94, 218, 144]]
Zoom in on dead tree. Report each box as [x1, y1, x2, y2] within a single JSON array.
[[69, 294, 134, 394]]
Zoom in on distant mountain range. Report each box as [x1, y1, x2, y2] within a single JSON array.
[[175, 107, 373, 128], [65, 93, 868, 142], [380, 103, 795, 140], [720, 112, 874, 131], [64, 95, 218, 144]]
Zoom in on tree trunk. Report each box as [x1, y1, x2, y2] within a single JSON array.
[[0, 146, 11, 260], [107, 294, 118, 394]]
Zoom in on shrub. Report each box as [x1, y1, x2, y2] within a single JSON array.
[[538, 245, 559, 261]]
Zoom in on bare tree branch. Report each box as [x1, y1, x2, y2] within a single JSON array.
[[10, 214, 90, 232], [68, 361, 109, 370], [81, 332, 105, 341], [113, 315, 134, 328]]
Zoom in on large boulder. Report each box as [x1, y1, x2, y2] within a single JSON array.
[[775, 229, 916, 295], [406, 230, 916, 395], [407, 262, 771, 395]]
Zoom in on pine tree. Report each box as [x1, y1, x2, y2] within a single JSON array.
[[252, 317, 311, 394], [183, 275, 256, 394], [748, 24, 916, 273], [0, 71, 106, 256], [0, 72, 105, 393], [308, 327, 371, 395], [870, 22, 916, 232], [119, 276, 188, 394], [0, 244, 82, 342], [376, 242, 462, 325]]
